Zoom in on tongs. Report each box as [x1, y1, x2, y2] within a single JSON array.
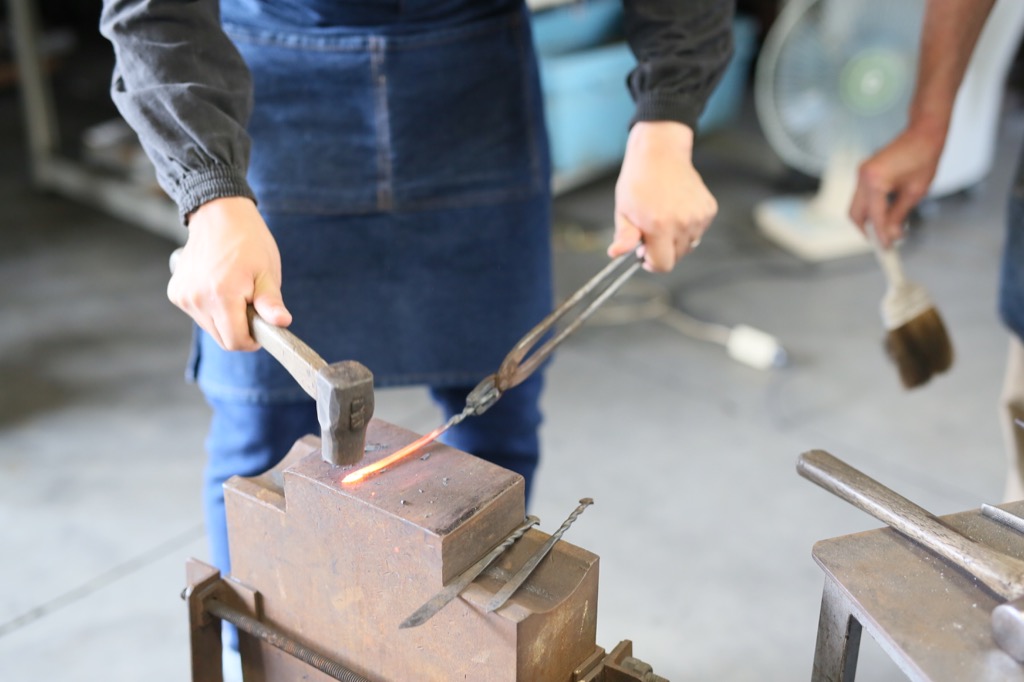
[[340, 247, 645, 482], [433, 247, 646, 437]]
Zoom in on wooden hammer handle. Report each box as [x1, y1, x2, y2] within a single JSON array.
[[245, 307, 326, 399], [169, 248, 326, 399], [798, 449, 1024, 600]]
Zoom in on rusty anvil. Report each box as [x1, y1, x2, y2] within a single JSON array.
[[185, 423, 607, 681], [182, 424, 672, 680]]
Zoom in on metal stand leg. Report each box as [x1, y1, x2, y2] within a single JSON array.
[[811, 580, 862, 682], [6, 0, 183, 241], [185, 560, 226, 682], [7, 0, 60, 181]]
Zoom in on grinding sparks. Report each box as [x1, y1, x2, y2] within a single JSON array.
[[341, 425, 446, 484]]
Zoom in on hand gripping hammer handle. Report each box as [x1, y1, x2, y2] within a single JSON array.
[[168, 248, 373, 466], [169, 249, 328, 393]]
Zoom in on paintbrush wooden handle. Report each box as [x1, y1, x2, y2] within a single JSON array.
[[867, 223, 906, 287]]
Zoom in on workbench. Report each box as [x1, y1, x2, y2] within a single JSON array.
[[811, 500, 1024, 681]]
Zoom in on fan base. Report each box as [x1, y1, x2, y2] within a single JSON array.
[[754, 195, 872, 262]]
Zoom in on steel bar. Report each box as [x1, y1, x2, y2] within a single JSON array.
[[399, 515, 540, 629], [206, 598, 371, 682], [485, 498, 594, 613], [983, 504, 1024, 535], [797, 450, 1024, 600]]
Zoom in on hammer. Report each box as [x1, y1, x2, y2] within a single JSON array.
[[169, 249, 373, 466], [797, 449, 1024, 662]]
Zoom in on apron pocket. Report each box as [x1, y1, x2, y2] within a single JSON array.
[[225, 7, 547, 215], [386, 9, 547, 210]]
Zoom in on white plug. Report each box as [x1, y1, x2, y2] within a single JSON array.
[[726, 324, 788, 370]]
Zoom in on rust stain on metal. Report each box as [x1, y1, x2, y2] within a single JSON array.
[[223, 421, 600, 681]]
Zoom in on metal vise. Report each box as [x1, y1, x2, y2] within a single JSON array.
[[183, 420, 669, 681]]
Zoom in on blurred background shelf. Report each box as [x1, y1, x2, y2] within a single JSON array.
[[5, 0, 760, 235]]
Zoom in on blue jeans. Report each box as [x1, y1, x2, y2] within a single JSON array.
[[1000, 173, 1024, 341]]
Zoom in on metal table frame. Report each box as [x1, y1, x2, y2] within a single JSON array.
[[8, 0, 185, 243], [810, 501, 1024, 681]]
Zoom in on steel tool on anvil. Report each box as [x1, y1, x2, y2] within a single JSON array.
[[400, 497, 595, 629], [798, 449, 1024, 663], [169, 249, 373, 466]]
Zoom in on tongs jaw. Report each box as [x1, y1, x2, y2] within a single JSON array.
[[465, 247, 645, 417]]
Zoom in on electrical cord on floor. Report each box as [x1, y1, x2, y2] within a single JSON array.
[[552, 219, 787, 369], [586, 275, 788, 370], [549, 210, 943, 371]]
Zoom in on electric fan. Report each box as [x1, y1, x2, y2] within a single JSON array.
[[754, 0, 1024, 262]]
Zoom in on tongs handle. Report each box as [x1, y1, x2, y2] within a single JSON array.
[[495, 248, 644, 391]]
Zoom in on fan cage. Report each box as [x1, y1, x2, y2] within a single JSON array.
[[755, 0, 925, 176]]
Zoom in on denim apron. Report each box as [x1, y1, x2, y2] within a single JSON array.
[[1001, 154, 1024, 341], [189, 0, 554, 403]]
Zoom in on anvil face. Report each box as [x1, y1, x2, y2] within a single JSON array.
[[224, 419, 599, 682]]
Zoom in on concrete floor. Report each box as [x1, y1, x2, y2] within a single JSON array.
[[1, 41, 1021, 682]]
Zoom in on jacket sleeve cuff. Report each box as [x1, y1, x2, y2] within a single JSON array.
[[631, 94, 704, 132], [176, 166, 257, 224]]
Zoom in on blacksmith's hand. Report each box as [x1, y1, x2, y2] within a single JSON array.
[[608, 121, 717, 272], [167, 196, 291, 351]]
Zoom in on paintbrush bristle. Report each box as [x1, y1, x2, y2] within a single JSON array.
[[883, 307, 954, 389]]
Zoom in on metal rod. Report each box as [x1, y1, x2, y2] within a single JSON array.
[[8, 0, 60, 180], [485, 498, 594, 613], [399, 515, 540, 629], [982, 503, 1024, 535], [205, 598, 371, 682]]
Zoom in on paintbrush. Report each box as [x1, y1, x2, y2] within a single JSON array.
[[868, 224, 953, 389]]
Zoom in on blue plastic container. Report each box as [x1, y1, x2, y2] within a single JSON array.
[[532, 3, 758, 179], [531, 0, 624, 56]]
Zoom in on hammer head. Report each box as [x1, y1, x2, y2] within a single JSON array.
[[315, 361, 375, 466]]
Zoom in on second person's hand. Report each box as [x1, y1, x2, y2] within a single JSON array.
[[167, 196, 291, 351], [849, 123, 948, 247]]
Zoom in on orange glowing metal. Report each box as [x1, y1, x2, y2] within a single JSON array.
[[341, 424, 447, 484]]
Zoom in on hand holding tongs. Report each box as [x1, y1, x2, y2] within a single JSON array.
[[445, 247, 646, 429]]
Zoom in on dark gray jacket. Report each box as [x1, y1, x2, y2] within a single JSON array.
[[99, 0, 735, 219]]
